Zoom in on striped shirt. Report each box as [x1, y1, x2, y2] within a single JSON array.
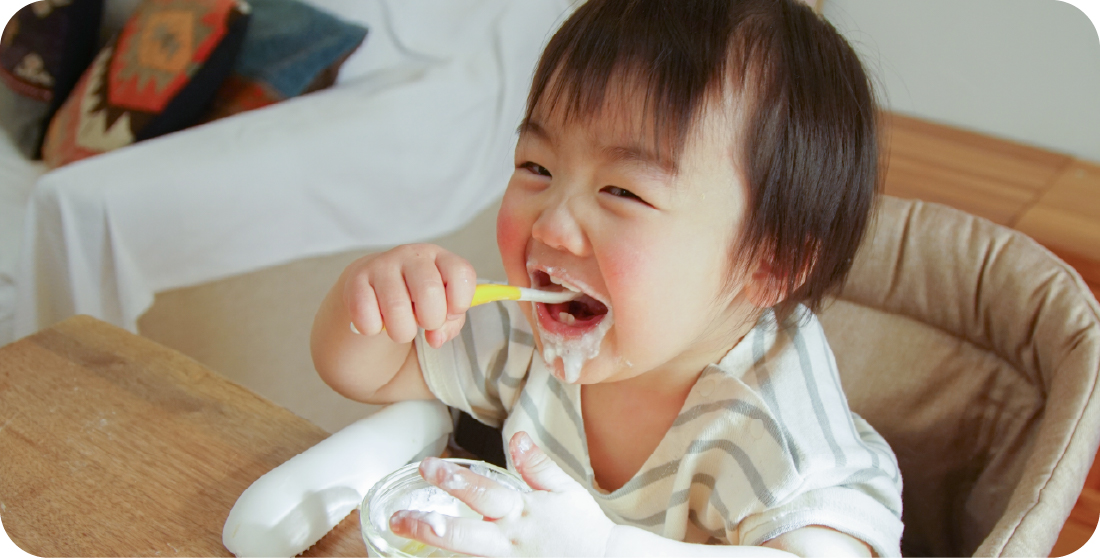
[[416, 301, 904, 556]]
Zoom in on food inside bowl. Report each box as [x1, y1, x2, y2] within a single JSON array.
[[360, 458, 528, 557]]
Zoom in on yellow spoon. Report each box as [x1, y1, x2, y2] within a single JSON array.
[[468, 283, 581, 306], [350, 283, 579, 334]]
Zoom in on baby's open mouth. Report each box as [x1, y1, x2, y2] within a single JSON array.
[[532, 270, 609, 330]]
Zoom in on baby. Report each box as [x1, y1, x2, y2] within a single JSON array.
[[311, 0, 903, 556]]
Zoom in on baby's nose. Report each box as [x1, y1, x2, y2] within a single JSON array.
[[531, 202, 589, 257]]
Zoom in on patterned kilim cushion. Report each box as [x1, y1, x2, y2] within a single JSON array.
[[199, 0, 367, 122], [41, 0, 249, 168], [0, 0, 103, 159]]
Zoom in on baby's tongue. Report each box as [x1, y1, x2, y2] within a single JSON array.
[[550, 294, 608, 323]]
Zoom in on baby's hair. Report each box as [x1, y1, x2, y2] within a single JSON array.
[[524, 0, 880, 321]]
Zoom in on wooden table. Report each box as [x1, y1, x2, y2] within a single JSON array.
[[0, 315, 366, 556]]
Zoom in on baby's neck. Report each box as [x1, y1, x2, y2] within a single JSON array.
[[579, 311, 758, 490], [582, 377, 695, 491], [621, 315, 754, 393], [601, 356, 707, 395]]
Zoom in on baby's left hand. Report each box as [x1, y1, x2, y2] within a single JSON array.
[[390, 431, 615, 557]]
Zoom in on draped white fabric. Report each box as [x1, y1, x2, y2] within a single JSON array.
[[0, 123, 46, 344], [5, 0, 572, 343]]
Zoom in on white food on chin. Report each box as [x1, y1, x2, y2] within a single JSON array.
[[540, 306, 613, 384]]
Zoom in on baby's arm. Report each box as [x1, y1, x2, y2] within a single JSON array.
[[310, 244, 477, 404], [605, 525, 872, 557], [392, 432, 872, 557], [760, 526, 873, 557]]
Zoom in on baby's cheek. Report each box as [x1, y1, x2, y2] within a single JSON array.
[[495, 205, 528, 280], [600, 244, 650, 293], [496, 209, 520, 254]]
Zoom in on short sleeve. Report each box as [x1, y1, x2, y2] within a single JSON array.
[[415, 300, 535, 428], [735, 416, 905, 557]]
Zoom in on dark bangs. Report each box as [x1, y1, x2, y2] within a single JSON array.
[[527, 0, 880, 322], [524, 0, 738, 164]]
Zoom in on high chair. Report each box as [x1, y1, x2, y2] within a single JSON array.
[[819, 195, 1100, 556]]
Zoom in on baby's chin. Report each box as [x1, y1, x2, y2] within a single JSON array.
[[545, 356, 594, 384], [539, 342, 625, 385]]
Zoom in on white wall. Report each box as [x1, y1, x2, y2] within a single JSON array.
[[3, 0, 1096, 159], [823, 0, 1100, 162]]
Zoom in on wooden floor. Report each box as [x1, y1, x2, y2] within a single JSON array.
[[880, 113, 1100, 556]]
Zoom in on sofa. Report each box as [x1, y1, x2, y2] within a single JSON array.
[[0, 0, 573, 432]]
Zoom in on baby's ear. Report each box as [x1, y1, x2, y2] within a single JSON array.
[[743, 256, 812, 309], [744, 260, 783, 309]]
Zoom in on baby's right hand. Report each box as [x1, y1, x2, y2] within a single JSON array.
[[343, 244, 477, 348]]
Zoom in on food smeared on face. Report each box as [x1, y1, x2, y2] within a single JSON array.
[[528, 267, 613, 383]]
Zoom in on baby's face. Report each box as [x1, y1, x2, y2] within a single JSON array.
[[497, 93, 763, 387]]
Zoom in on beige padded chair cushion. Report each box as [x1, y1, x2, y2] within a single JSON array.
[[818, 196, 1100, 556]]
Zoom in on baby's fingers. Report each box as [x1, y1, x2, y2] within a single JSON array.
[[344, 245, 475, 345], [436, 251, 477, 317], [404, 258, 450, 332], [345, 280, 384, 337], [510, 432, 584, 493], [419, 457, 524, 520], [370, 271, 418, 343], [423, 314, 466, 349], [390, 511, 513, 557]]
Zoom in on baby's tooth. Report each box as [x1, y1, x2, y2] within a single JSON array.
[[558, 312, 576, 325], [548, 275, 581, 292]]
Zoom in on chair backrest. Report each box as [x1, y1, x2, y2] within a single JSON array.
[[819, 196, 1100, 557]]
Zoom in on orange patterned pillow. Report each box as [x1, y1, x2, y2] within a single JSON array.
[[42, 0, 249, 168]]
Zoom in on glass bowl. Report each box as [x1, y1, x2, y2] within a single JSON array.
[[360, 458, 528, 557]]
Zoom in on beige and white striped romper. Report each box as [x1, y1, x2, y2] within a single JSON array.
[[417, 301, 904, 557]]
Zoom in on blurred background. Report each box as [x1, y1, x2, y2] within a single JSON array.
[[0, 0, 1097, 555], [826, 0, 1099, 162]]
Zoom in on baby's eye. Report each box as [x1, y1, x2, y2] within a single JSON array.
[[600, 185, 648, 204], [521, 162, 551, 177]]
